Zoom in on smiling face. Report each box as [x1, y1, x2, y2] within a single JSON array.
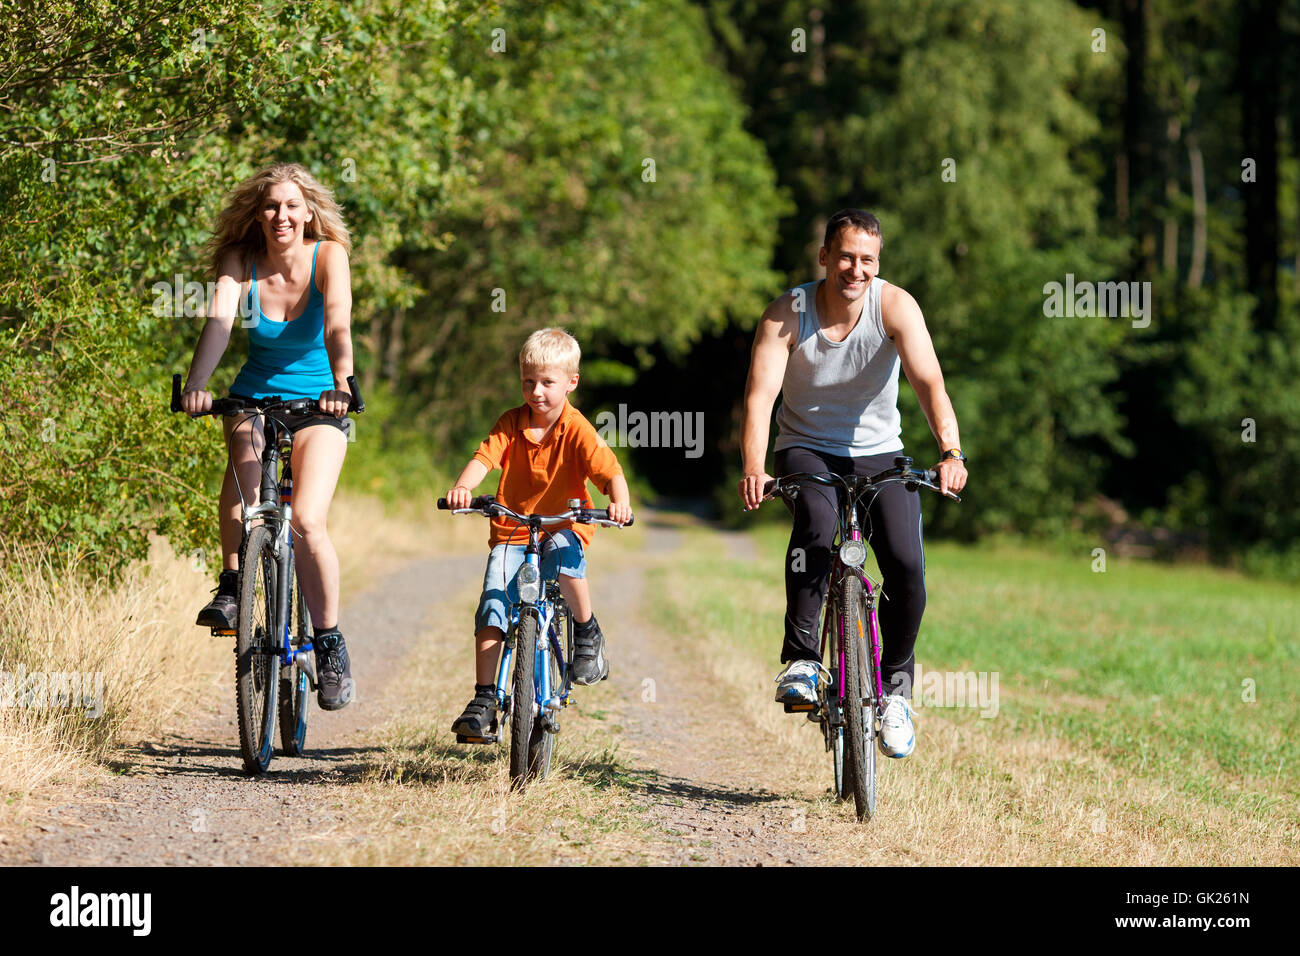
[[818, 227, 881, 304], [520, 365, 579, 422], [258, 180, 313, 249]]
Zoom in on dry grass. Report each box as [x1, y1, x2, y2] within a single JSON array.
[[0, 536, 225, 823], [651, 525, 1300, 866]]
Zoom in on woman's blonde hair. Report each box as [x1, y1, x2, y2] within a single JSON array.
[[206, 162, 351, 277], [519, 328, 581, 376]]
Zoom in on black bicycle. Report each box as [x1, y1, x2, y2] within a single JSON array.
[[170, 373, 364, 773], [759, 456, 958, 821]]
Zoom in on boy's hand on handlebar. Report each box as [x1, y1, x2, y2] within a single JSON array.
[[935, 458, 967, 497], [738, 472, 773, 510], [607, 501, 633, 525], [319, 388, 352, 417], [181, 387, 213, 416], [446, 485, 473, 510]]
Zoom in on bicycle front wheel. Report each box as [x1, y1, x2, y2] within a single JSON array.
[[841, 573, 877, 821], [527, 631, 561, 783], [236, 525, 279, 774], [278, 556, 309, 756], [821, 597, 849, 802], [508, 609, 540, 789]]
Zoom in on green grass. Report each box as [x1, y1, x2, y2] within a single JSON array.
[[651, 524, 1300, 817]]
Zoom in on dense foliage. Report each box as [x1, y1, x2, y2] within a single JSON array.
[[2, 0, 1297, 578]]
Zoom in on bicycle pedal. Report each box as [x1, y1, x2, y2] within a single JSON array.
[[784, 702, 816, 713], [211, 628, 237, 637], [455, 733, 499, 745]]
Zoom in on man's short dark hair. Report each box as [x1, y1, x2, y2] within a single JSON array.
[[823, 209, 883, 250]]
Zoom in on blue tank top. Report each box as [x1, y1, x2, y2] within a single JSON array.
[[229, 242, 335, 400]]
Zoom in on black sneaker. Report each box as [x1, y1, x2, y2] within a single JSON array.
[[570, 616, 609, 685], [451, 684, 499, 742], [196, 570, 239, 630], [313, 630, 354, 711]]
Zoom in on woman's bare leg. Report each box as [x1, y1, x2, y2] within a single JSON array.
[[288, 424, 348, 629]]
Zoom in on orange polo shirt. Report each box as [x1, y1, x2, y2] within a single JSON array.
[[471, 400, 624, 548]]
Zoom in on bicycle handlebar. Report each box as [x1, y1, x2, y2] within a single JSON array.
[[763, 457, 961, 503], [437, 497, 634, 528], [170, 373, 365, 418]]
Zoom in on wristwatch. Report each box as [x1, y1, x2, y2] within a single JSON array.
[[939, 447, 966, 463]]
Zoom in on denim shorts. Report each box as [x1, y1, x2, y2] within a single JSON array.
[[474, 529, 587, 633]]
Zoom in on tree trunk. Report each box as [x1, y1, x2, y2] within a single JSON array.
[[1239, 0, 1279, 330], [1188, 131, 1206, 289]]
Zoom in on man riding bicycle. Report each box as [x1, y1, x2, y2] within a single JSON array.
[[738, 209, 968, 759]]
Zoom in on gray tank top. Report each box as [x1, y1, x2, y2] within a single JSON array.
[[773, 277, 904, 457]]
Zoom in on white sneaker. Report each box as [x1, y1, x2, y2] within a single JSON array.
[[878, 694, 915, 758], [774, 660, 823, 706]]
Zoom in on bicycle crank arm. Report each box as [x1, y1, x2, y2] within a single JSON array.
[[292, 649, 319, 690]]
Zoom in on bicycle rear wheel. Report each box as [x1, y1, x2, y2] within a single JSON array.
[[278, 555, 309, 756], [236, 525, 279, 774], [841, 573, 876, 821], [508, 609, 539, 789]]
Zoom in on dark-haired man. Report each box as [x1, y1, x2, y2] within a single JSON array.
[[737, 209, 968, 758]]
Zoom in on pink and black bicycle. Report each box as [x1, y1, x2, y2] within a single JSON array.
[[762, 457, 958, 822]]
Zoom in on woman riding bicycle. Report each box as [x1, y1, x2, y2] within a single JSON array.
[[180, 162, 358, 711]]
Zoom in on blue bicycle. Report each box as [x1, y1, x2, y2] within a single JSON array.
[[438, 496, 632, 788]]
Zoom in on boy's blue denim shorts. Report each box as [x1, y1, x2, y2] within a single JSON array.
[[474, 529, 587, 633]]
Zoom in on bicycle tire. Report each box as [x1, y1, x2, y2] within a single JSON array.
[[841, 573, 876, 821], [821, 598, 849, 802], [526, 635, 560, 782], [508, 609, 539, 789], [236, 525, 279, 774], [278, 558, 309, 756]]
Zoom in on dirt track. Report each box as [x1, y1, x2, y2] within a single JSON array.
[[5, 518, 845, 866]]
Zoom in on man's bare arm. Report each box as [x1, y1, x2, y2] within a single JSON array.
[[882, 284, 968, 496], [738, 292, 798, 509]]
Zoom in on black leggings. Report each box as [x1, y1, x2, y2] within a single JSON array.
[[775, 446, 926, 696]]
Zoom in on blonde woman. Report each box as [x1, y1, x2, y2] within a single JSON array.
[[181, 162, 358, 711]]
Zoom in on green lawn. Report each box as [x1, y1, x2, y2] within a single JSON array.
[[651, 523, 1300, 817]]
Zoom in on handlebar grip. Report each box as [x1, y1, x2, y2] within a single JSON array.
[[762, 479, 778, 497], [171, 374, 182, 413], [346, 374, 365, 414], [439, 495, 498, 511], [623, 513, 635, 528]]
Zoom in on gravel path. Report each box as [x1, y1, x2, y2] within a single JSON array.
[[7, 514, 828, 866], [596, 520, 827, 866]]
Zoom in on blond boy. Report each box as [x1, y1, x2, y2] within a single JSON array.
[[444, 328, 632, 739]]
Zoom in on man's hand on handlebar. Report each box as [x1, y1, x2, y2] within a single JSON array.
[[445, 485, 474, 510], [935, 458, 967, 498], [738, 472, 774, 511]]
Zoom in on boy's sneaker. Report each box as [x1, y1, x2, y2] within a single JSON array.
[[451, 684, 500, 741], [878, 693, 915, 758], [571, 616, 609, 685], [774, 660, 824, 707], [314, 630, 355, 711], [196, 569, 239, 630]]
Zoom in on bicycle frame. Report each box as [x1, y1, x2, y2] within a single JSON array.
[[230, 411, 316, 684], [815, 499, 885, 740], [492, 525, 572, 725]]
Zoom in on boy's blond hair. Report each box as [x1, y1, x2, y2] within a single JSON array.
[[519, 327, 581, 376]]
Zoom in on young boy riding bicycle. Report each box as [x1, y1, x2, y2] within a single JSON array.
[[443, 328, 633, 741]]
